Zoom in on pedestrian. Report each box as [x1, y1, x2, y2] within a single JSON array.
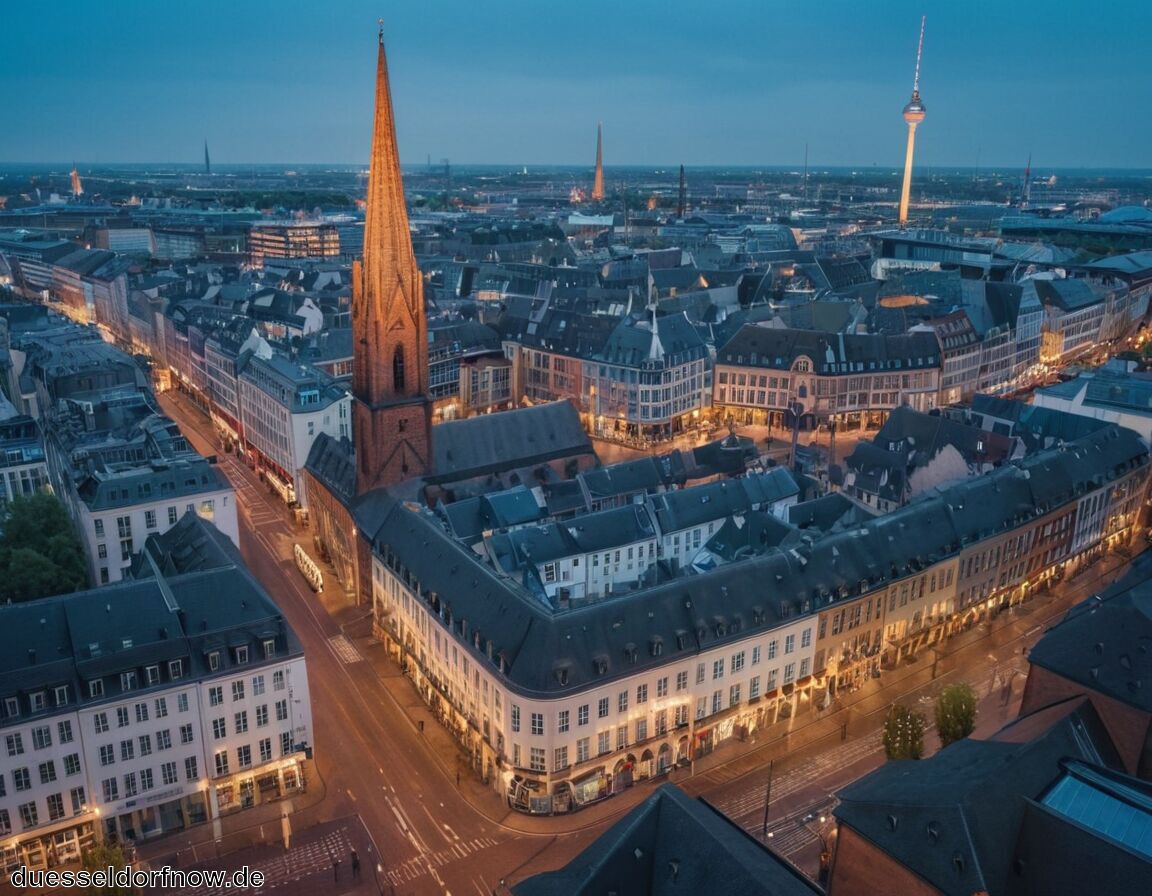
[[351, 849, 360, 879], [456, 770, 461, 787], [332, 857, 340, 882]]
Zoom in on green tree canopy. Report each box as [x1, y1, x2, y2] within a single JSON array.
[[883, 703, 926, 761], [81, 842, 134, 894], [935, 682, 979, 748], [0, 493, 88, 602]]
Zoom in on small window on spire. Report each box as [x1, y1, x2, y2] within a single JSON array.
[[393, 346, 406, 392]]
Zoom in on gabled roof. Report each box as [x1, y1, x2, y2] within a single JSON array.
[[1027, 555, 1152, 714], [514, 784, 821, 896], [429, 400, 594, 485], [835, 701, 1119, 896]]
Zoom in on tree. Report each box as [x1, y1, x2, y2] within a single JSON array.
[[0, 493, 88, 602], [883, 704, 926, 760], [81, 842, 134, 894], [935, 682, 978, 748]]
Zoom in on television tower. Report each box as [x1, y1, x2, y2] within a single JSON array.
[[591, 122, 605, 201], [70, 165, 83, 197], [897, 16, 926, 226], [204, 140, 211, 175]]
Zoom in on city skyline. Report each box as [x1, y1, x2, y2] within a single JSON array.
[[4, 0, 1151, 170]]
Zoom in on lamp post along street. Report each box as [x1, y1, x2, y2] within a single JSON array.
[[761, 759, 775, 838]]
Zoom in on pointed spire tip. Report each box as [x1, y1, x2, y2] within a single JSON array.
[[378, 18, 384, 44]]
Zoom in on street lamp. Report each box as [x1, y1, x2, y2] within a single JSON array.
[[802, 813, 832, 884]]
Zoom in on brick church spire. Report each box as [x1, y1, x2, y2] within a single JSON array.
[[352, 23, 432, 493]]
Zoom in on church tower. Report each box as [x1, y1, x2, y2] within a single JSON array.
[[352, 24, 432, 494]]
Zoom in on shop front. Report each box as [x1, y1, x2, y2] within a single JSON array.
[[212, 757, 305, 817]]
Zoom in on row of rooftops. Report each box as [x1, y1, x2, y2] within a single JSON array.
[[355, 421, 1147, 698], [0, 514, 303, 723]]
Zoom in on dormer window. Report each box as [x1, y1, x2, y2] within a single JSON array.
[[263, 639, 276, 660], [235, 646, 249, 665], [89, 680, 104, 699], [29, 692, 45, 713], [208, 652, 220, 672], [4, 697, 19, 718], [145, 666, 160, 686], [168, 659, 184, 680], [120, 671, 137, 692]]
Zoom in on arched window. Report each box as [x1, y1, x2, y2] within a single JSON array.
[[393, 345, 406, 392]]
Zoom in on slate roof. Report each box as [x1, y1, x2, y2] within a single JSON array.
[[1033, 277, 1106, 312], [429, 401, 594, 485], [0, 514, 301, 724], [647, 469, 798, 534], [1027, 564, 1152, 715], [834, 701, 1119, 896], [303, 433, 355, 504], [360, 424, 1145, 700], [514, 784, 821, 896], [717, 326, 940, 372]]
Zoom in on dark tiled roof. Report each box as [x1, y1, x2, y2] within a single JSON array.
[[429, 401, 594, 485], [1027, 561, 1152, 714], [835, 702, 1117, 896], [514, 784, 821, 896], [717, 326, 939, 372], [303, 432, 355, 504]]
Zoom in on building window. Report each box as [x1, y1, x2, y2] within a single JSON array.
[[510, 705, 520, 733], [235, 646, 249, 665], [168, 506, 178, 526], [177, 693, 189, 712], [259, 738, 273, 763], [135, 703, 148, 723], [598, 697, 609, 718], [232, 681, 245, 702], [784, 663, 796, 684], [69, 787, 86, 814], [784, 634, 795, 655], [212, 718, 226, 740], [155, 698, 168, 718], [6, 733, 23, 756], [123, 772, 137, 797], [252, 675, 266, 696], [529, 747, 545, 773], [32, 726, 51, 750], [120, 671, 137, 692], [731, 652, 745, 674], [13, 768, 30, 791], [38, 761, 57, 784], [184, 756, 199, 781], [597, 732, 610, 755], [618, 691, 628, 713], [577, 704, 589, 726], [557, 710, 569, 734], [273, 671, 285, 691], [553, 746, 568, 772], [120, 740, 134, 762], [637, 684, 648, 704], [276, 700, 288, 721], [711, 691, 722, 715], [256, 705, 269, 727], [93, 713, 108, 734], [393, 346, 406, 392], [169, 659, 184, 680], [94, 519, 104, 538], [237, 745, 252, 769], [208, 652, 220, 672], [145, 510, 157, 529], [98, 745, 114, 767], [263, 640, 276, 660], [730, 684, 741, 707], [214, 751, 229, 776], [750, 676, 761, 700], [234, 711, 248, 734], [161, 762, 178, 786], [19, 801, 38, 830], [530, 712, 543, 736], [116, 707, 129, 728], [696, 663, 705, 684], [657, 677, 668, 698], [209, 686, 223, 707], [801, 628, 812, 649], [577, 737, 590, 763], [676, 671, 688, 692], [157, 730, 172, 751], [712, 659, 724, 680], [139, 735, 152, 756], [180, 724, 194, 745]]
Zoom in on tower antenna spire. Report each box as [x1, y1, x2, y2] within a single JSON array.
[[912, 15, 925, 96]]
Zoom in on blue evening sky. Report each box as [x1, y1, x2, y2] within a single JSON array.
[[3, 0, 1149, 169]]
